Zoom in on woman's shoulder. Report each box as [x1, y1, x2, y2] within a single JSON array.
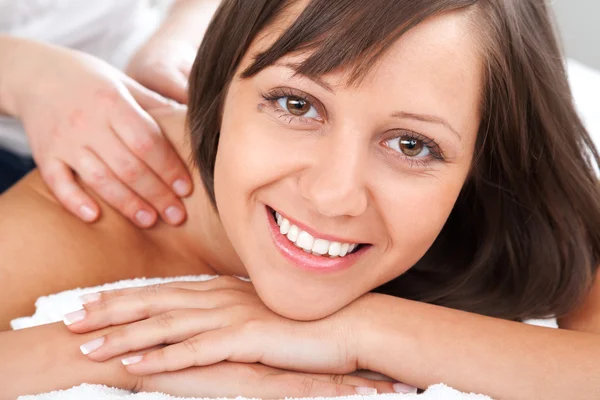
[[0, 170, 151, 328]]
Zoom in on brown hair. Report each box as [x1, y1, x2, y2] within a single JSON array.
[[187, 0, 600, 320]]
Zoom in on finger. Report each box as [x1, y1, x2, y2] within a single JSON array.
[[110, 92, 193, 203], [122, 329, 240, 375], [137, 69, 188, 105], [93, 132, 186, 226], [65, 286, 248, 332], [82, 308, 225, 361], [40, 159, 100, 222], [74, 147, 157, 227], [306, 373, 400, 394], [78, 276, 251, 305], [139, 362, 380, 398], [122, 77, 174, 110]]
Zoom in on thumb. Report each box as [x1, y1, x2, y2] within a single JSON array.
[[122, 77, 176, 111]]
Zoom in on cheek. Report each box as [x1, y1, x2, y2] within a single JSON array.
[[378, 171, 467, 275]]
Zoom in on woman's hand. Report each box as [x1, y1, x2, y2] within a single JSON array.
[[125, 39, 196, 104], [4, 38, 192, 227], [65, 277, 360, 375], [65, 277, 418, 395], [140, 361, 399, 397]]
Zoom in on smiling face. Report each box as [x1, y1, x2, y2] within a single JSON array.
[[212, 7, 483, 320]]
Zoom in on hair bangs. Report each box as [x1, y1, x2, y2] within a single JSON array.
[[242, 0, 477, 85]]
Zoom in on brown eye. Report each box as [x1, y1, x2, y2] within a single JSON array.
[[399, 138, 424, 157], [286, 97, 311, 116]]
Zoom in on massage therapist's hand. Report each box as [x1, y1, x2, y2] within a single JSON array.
[[125, 39, 196, 104], [65, 277, 363, 375], [3, 38, 191, 227]]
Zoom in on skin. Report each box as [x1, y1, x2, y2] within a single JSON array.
[[0, 4, 598, 399], [0, 0, 220, 229]]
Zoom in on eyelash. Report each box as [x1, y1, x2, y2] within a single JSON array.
[[260, 88, 324, 126], [259, 88, 445, 168], [383, 131, 445, 168]]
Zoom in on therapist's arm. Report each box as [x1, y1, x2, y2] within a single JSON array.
[[154, 0, 222, 48], [125, 0, 221, 103]]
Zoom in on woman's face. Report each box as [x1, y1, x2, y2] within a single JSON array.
[[213, 9, 482, 320]]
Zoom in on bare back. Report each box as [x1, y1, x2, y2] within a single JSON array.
[[0, 107, 218, 329]]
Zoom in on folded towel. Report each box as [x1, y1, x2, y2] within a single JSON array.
[[12, 275, 557, 400]]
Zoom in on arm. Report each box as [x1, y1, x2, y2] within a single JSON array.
[[153, 0, 222, 49], [0, 323, 136, 398], [0, 35, 28, 116], [125, 0, 221, 103], [355, 291, 600, 400]]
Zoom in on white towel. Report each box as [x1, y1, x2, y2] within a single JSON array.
[[12, 275, 557, 400]]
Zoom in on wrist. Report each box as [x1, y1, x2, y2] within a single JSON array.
[[0, 36, 32, 116], [151, 0, 221, 49], [350, 293, 413, 372]]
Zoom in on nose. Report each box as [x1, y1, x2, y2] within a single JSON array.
[[298, 137, 368, 218]]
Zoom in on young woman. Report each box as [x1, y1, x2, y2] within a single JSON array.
[[1, 0, 600, 398]]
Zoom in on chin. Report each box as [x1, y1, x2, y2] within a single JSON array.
[[251, 278, 352, 321]]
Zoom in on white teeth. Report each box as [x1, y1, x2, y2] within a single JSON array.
[[312, 239, 330, 255], [279, 218, 290, 235], [273, 211, 360, 258], [328, 242, 341, 257], [296, 231, 314, 251], [286, 225, 299, 242], [339, 243, 350, 257]]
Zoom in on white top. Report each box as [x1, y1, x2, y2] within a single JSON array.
[[0, 0, 163, 155]]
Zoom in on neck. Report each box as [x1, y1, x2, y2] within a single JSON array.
[[144, 107, 247, 277]]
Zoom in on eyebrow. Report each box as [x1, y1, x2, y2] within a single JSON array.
[[272, 63, 461, 140], [391, 111, 461, 140], [275, 62, 335, 93]]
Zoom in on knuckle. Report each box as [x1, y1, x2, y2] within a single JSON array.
[[88, 165, 111, 189], [330, 374, 345, 385], [300, 377, 316, 398], [155, 312, 176, 330], [116, 157, 145, 183], [182, 336, 201, 355], [131, 132, 161, 156]]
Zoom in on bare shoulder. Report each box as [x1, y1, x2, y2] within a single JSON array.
[[0, 171, 151, 329], [0, 106, 197, 329]]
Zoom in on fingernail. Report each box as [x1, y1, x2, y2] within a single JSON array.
[[173, 179, 190, 196], [355, 387, 377, 395], [63, 309, 86, 326], [80, 337, 105, 355], [121, 355, 144, 365], [393, 383, 418, 394], [79, 292, 101, 305], [165, 206, 184, 224], [135, 210, 155, 227], [79, 205, 97, 222]]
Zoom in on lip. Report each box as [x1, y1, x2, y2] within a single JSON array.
[[265, 206, 370, 273]]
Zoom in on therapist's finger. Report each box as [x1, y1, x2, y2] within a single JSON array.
[[39, 158, 100, 223], [74, 147, 157, 227], [122, 77, 174, 110], [93, 133, 186, 227], [110, 92, 192, 204]]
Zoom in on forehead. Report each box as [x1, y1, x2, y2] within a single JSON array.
[[237, 7, 483, 139], [241, 3, 482, 88]]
